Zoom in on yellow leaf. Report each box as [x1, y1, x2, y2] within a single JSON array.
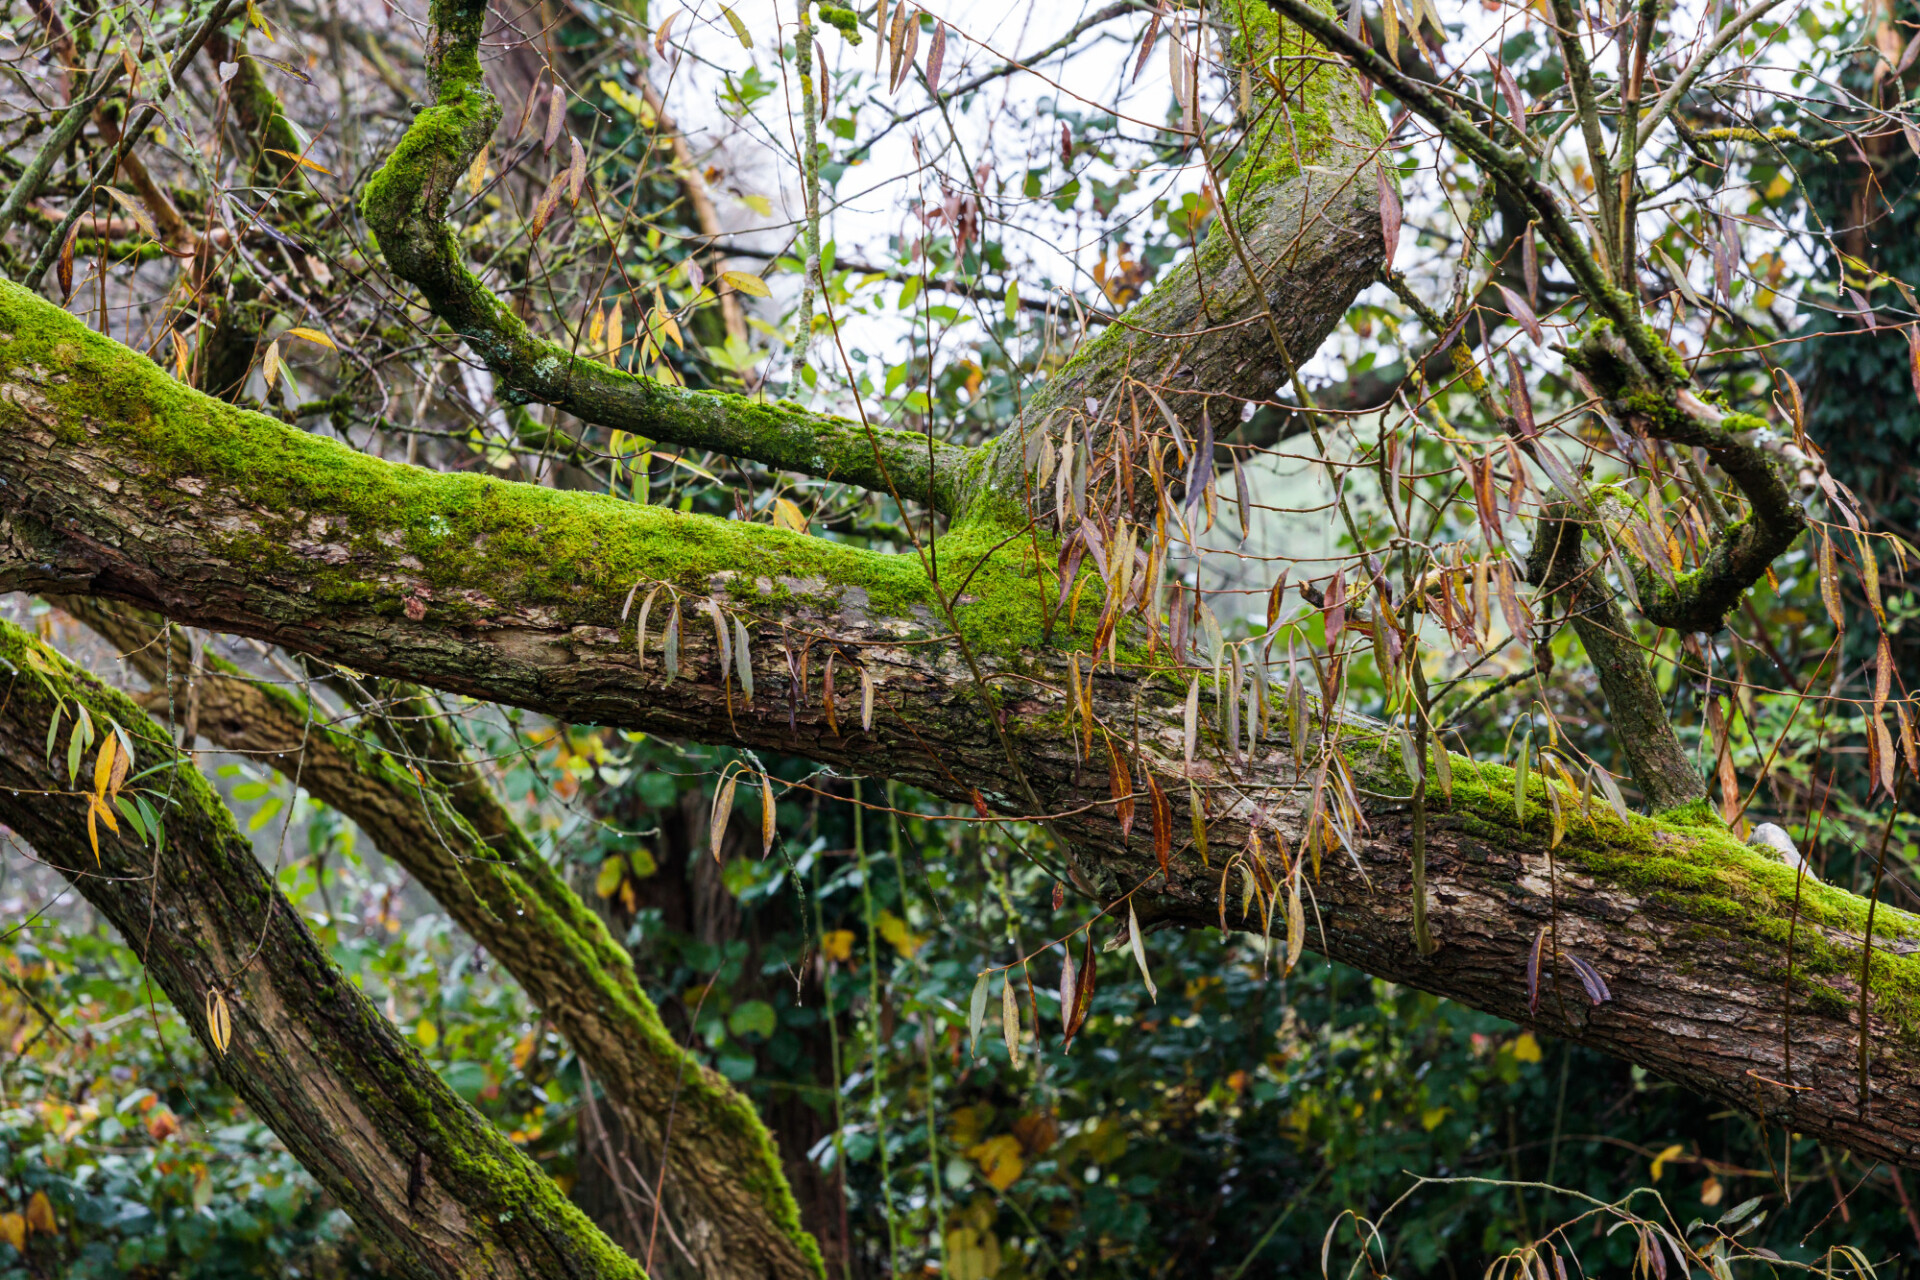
[[773, 497, 808, 533], [415, 1018, 438, 1049], [282, 326, 337, 350], [261, 340, 281, 388], [101, 186, 158, 240], [245, 0, 272, 37], [720, 3, 752, 47], [0, 1212, 23, 1250], [876, 908, 926, 957], [264, 148, 334, 175], [740, 192, 774, 216], [511, 1030, 537, 1070], [24, 1191, 54, 1235], [1701, 1175, 1724, 1206], [206, 989, 232, 1055], [1510, 1031, 1541, 1063], [1421, 1106, 1451, 1132], [594, 856, 625, 898], [820, 929, 855, 962], [93, 734, 116, 802], [467, 143, 489, 195], [721, 269, 771, 298], [966, 1134, 1025, 1190], [1650, 1142, 1684, 1182]]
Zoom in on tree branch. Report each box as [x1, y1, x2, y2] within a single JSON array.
[[0, 620, 640, 1280], [58, 599, 826, 1280], [359, 0, 971, 514]]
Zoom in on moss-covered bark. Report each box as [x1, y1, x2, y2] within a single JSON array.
[[4, 284, 1920, 1162], [0, 620, 642, 1280], [59, 599, 824, 1280]]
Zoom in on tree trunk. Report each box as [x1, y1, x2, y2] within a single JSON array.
[[2, 272, 1920, 1164], [0, 620, 639, 1279], [56, 596, 826, 1280]]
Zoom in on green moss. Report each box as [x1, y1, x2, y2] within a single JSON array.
[[816, 4, 862, 41]]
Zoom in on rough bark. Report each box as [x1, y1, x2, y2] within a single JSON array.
[[58, 597, 824, 1280], [3, 278, 1920, 1165], [0, 620, 640, 1280]]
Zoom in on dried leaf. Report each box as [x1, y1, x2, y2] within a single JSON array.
[[1148, 772, 1171, 880], [968, 972, 988, 1059], [544, 82, 566, 151], [265, 147, 333, 175], [970, 787, 990, 820], [859, 666, 875, 731], [1565, 952, 1612, 1005], [634, 585, 662, 666], [207, 988, 233, 1054], [567, 134, 588, 205], [1526, 928, 1544, 1016], [705, 599, 732, 695], [663, 602, 681, 681], [102, 186, 158, 240], [760, 773, 776, 855], [1266, 569, 1289, 630], [1002, 971, 1021, 1065], [1495, 284, 1544, 346], [734, 616, 754, 704], [1183, 675, 1199, 764], [1284, 871, 1305, 973], [1325, 568, 1346, 646], [57, 223, 76, 298], [467, 143, 490, 195], [1818, 530, 1846, 632], [653, 9, 678, 56], [1377, 165, 1401, 265], [261, 340, 281, 388], [1057, 948, 1077, 1037], [1861, 534, 1885, 624], [926, 19, 947, 91], [1127, 900, 1157, 1002], [1108, 737, 1135, 840], [721, 3, 752, 47], [709, 769, 738, 862]]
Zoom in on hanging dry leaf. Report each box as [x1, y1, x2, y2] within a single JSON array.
[[1127, 900, 1157, 1002], [1057, 949, 1077, 1038], [467, 143, 489, 195], [926, 19, 947, 91], [760, 772, 776, 855], [734, 616, 754, 704], [1001, 971, 1021, 1066], [859, 666, 875, 731], [544, 83, 566, 151], [261, 340, 281, 388], [653, 9, 678, 55], [721, 3, 752, 48], [567, 135, 588, 205], [207, 988, 233, 1054], [663, 602, 681, 681], [102, 186, 158, 240], [282, 326, 337, 350], [709, 768, 739, 862], [1492, 286, 1543, 350], [1377, 165, 1401, 264]]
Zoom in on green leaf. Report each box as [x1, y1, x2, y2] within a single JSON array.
[[720, 4, 752, 47], [728, 1000, 777, 1039], [968, 972, 989, 1060], [246, 794, 284, 833]]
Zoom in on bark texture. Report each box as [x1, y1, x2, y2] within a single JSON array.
[[2, 282, 1920, 1164], [59, 598, 824, 1280], [0, 621, 640, 1280]]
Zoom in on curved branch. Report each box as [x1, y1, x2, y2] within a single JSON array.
[[360, 0, 972, 515], [60, 599, 826, 1280], [0, 621, 639, 1280]]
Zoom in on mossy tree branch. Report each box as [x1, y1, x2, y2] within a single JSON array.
[[0, 620, 642, 1280], [1570, 326, 1810, 635], [7, 281, 1920, 1165], [359, 0, 971, 516], [59, 598, 824, 1280]]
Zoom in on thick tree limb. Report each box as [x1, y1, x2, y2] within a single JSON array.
[[0, 621, 640, 1280], [60, 598, 825, 1280], [3, 282, 1920, 1166], [360, 0, 970, 514]]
